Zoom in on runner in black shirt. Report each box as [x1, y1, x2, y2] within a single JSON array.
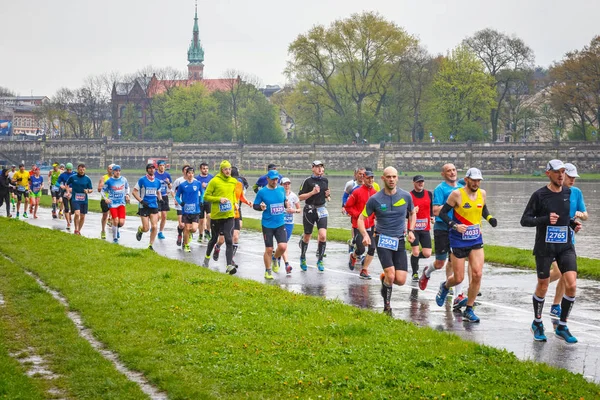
[[298, 160, 331, 272], [520, 159, 582, 344]]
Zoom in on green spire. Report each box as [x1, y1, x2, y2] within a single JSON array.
[[187, 1, 204, 64]]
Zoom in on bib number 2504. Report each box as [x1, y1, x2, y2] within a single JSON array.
[[377, 234, 399, 251]]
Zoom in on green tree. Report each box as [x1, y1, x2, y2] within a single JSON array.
[[121, 103, 141, 139], [430, 45, 496, 142], [242, 94, 284, 144], [286, 11, 416, 142], [464, 28, 535, 141]]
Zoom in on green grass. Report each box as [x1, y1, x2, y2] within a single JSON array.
[[1, 219, 600, 398], [0, 252, 148, 399], [38, 196, 600, 281]]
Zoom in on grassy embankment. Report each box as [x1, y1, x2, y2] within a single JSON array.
[[0, 218, 599, 399], [38, 196, 600, 280]]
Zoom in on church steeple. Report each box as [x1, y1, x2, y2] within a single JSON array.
[[187, 0, 204, 80]]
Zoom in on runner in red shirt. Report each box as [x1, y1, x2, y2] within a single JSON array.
[[409, 175, 434, 282]]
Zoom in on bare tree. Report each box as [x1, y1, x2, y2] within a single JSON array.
[[223, 69, 262, 142]]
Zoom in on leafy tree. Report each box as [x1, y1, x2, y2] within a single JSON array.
[[464, 28, 535, 141], [242, 94, 284, 144], [430, 45, 496, 142], [120, 103, 141, 139], [286, 11, 416, 142]]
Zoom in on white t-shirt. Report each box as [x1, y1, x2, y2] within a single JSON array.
[[284, 191, 300, 225], [172, 176, 185, 211]]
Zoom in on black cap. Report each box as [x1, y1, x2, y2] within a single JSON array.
[[413, 175, 425, 182], [364, 170, 374, 177], [267, 163, 277, 170], [146, 163, 156, 170]]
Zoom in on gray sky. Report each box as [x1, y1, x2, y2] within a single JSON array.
[[2, 0, 599, 97]]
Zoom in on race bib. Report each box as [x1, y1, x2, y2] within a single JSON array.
[[284, 213, 294, 224], [17, 186, 26, 192], [51, 186, 59, 192], [546, 226, 568, 244], [112, 192, 124, 199], [415, 218, 428, 231], [219, 201, 232, 212], [184, 203, 196, 213], [377, 234, 399, 251], [462, 224, 481, 241], [317, 206, 329, 219], [270, 203, 285, 215], [145, 188, 157, 196], [75, 193, 86, 202]]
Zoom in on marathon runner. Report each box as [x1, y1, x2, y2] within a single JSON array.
[[11, 164, 30, 219], [132, 163, 163, 251], [345, 169, 378, 279], [358, 166, 415, 315], [298, 160, 331, 272], [521, 159, 581, 344], [253, 163, 282, 193], [253, 169, 288, 280], [65, 163, 93, 235], [154, 160, 172, 240], [409, 175, 434, 282], [281, 177, 301, 274], [195, 162, 213, 242], [202, 160, 238, 274], [48, 163, 62, 219], [101, 165, 130, 243], [98, 164, 114, 239], [548, 162, 588, 319], [0, 168, 11, 217], [175, 166, 202, 253], [56, 163, 75, 229], [7, 165, 16, 212], [29, 167, 43, 219], [436, 168, 497, 322], [173, 165, 189, 247]]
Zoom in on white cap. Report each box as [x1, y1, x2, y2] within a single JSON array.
[[465, 168, 484, 180], [546, 159, 566, 171], [281, 177, 291, 184], [564, 163, 580, 178]]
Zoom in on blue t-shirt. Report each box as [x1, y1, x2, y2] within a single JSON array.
[[254, 185, 287, 228], [175, 179, 203, 215], [195, 173, 214, 193], [154, 171, 172, 196], [102, 177, 129, 208], [56, 171, 75, 190], [135, 176, 162, 209], [30, 175, 43, 193], [255, 173, 283, 189], [67, 174, 93, 203], [569, 186, 586, 218], [433, 181, 463, 230]]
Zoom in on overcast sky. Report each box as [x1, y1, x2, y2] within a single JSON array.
[[2, 0, 599, 97]]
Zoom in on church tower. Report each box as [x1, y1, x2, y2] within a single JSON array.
[[187, 1, 205, 80]]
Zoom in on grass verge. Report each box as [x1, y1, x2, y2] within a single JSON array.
[[1, 218, 599, 398], [0, 251, 149, 399], [39, 196, 600, 281]]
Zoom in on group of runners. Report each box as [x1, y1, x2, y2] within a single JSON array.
[[1, 157, 587, 343]]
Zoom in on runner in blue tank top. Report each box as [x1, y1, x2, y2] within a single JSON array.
[[132, 163, 163, 250]]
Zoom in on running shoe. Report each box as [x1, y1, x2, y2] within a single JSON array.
[[300, 257, 307, 271], [419, 266, 430, 290], [264, 269, 274, 280], [435, 281, 449, 307], [22, 212, 28, 219], [204, 230, 211, 240], [316, 260, 324, 272], [531, 321, 547, 342], [555, 326, 578, 344], [285, 263, 292, 274], [202, 256, 210, 268], [15, 214, 19, 220], [113, 238, 119, 244], [226, 264, 237, 275], [158, 232, 166, 240], [136, 227, 143, 241], [359, 269, 371, 280], [66, 224, 70, 231], [101, 231, 106, 239], [412, 272, 419, 282], [147, 245, 154, 251], [213, 245, 221, 261], [272, 257, 280, 273], [176, 234, 182, 247], [347, 239, 355, 254], [383, 307, 393, 316], [462, 307, 480, 323], [197, 235, 203, 243], [550, 304, 561, 318], [348, 253, 357, 270], [52, 210, 57, 219], [184, 244, 191, 253], [74, 230, 80, 235], [453, 294, 468, 310]]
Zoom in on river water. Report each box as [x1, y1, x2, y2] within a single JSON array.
[[86, 173, 600, 259]]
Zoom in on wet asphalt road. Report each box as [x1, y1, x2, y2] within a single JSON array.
[[16, 207, 600, 384]]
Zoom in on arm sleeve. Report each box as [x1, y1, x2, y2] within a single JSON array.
[[428, 191, 434, 215], [438, 203, 454, 225], [520, 192, 549, 227]]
